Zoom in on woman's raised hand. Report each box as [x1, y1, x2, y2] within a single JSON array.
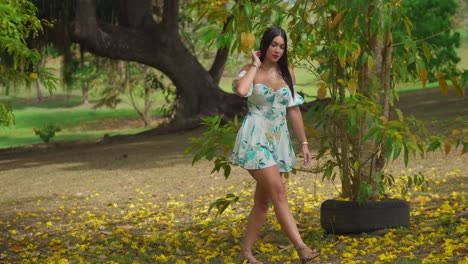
[[251, 49, 261, 68]]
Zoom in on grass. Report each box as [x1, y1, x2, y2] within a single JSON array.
[[0, 91, 170, 149]]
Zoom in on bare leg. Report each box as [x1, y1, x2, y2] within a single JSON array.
[[249, 166, 319, 262], [242, 183, 270, 250], [241, 182, 270, 263]]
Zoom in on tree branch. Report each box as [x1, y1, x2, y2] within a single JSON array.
[[70, 0, 166, 68], [121, 0, 153, 28], [163, 0, 178, 36], [392, 27, 451, 47], [209, 16, 233, 84]]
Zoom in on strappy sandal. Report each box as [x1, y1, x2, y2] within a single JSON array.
[[240, 249, 264, 264], [296, 246, 319, 263]]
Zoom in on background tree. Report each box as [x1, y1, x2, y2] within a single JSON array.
[[0, 0, 57, 126], [393, 0, 461, 81], [33, 0, 245, 133]]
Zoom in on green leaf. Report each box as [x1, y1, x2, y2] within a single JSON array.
[[358, 183, 372, 204], [363, 126, 380, 142], [427, 141, 441, 152], [392, 142, 401, 161], [385, 139, 393, 161], [349, 109, 356, 132], [223, 164, 231, 179], [395, 108, 404, 122], [403, 143, 409, 167]]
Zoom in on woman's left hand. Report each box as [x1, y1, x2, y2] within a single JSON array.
[[302, 144, 311, 166]]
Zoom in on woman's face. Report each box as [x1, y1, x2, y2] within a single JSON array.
[[265, 35, 285, 63]]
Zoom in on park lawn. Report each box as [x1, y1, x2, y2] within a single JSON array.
[[0, 75, 454, 150], [0, 105, 145, 149], [0, 93, 169, 149]]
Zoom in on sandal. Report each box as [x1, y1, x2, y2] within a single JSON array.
[[240, 249, 264, 264], [296, 246, 319, 263]]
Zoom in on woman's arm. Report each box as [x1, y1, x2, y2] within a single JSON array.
[[288, 106, 311, 165], [287, 67, 310, 165], [233, 50, 261, 97]]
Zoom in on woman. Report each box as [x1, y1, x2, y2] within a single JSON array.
[[230, 26, 319, 264]]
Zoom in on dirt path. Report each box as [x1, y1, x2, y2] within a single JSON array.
[[0, 129, 253, 216]]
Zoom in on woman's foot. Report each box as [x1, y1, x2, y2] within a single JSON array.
[[240, 249, 263, 264], [296, 245, 319, 263]]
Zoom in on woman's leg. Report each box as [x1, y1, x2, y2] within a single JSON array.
[[242, 181, 270, 250], [248, 166, 304, 246], [241, 180, 270, 262], [249, 166, 318, 261]]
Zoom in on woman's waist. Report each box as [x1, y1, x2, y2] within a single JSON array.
[[248, 108, 286, 118]]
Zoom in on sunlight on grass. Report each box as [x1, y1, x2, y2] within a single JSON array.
[[0, 91, 171, 148]]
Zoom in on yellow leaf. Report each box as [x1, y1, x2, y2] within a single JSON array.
[[9, 246, 27, 252], [450, 76, 463, 96], [330, 9, 348, 29], [422, 42, 431, 63], [452, 129, 461, 136], [444, 138, 452, 156], [348, 78, 358, 96], [420, 68, 428, 89], [436, 72, 448, 96], [321, 72, 329, 81], [403, 16, 413, 37], [29, 73, 38, 80], [353, 16, 359, 30], [317, 85, 327, 100], [367, 55, 374, 70], [50, 246, 64, 252], [306, 126, 319, 138], [379, 116, 388, 124], [316, 57, 327, 64]]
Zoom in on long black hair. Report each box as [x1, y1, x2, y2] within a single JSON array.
[[259, 26, 294, 98]]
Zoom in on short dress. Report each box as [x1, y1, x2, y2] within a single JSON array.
[[229, 70, 304, 172]]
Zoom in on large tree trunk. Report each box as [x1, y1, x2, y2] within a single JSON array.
[[70, 0, 245, 134]]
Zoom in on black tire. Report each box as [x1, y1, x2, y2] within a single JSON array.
[[320, 199, 410, 234]]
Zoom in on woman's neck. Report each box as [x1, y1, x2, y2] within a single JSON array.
[[260, 61, 278, 71]]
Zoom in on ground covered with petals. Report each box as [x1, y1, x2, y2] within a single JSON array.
[[0, 131, 466, 264]]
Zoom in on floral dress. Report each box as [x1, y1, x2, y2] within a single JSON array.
[[230, 70, 304, 172]]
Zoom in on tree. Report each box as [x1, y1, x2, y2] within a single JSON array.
[[188, 0, 467, 209], [0, 0, 56, 127], [393, 0, 461, 81], [63, 0, 245, 132]]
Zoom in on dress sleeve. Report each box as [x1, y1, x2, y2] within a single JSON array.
[[287, 86, 304, 107], [232, 70, 253, 97]]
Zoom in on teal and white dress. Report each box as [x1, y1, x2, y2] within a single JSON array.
[[230, 70, 304, 172]]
